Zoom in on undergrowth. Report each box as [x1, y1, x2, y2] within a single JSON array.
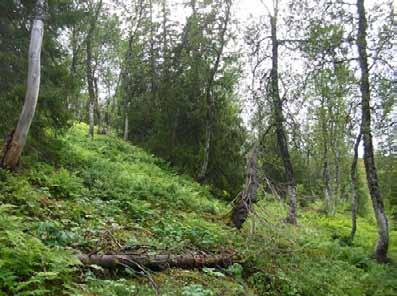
[[0, 123, 396, 295]]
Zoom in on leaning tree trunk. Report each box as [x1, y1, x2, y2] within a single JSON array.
[[350, 132, 361, 242], [356, 0, 389, 262], [197, 0, 231, 182], [1, 0, 45, 170], [232, 145, 259, 229], [270, 14, 297, 224]]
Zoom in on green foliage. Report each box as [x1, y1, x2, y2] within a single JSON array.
[[27, 163, 86, 199], [242, 201, 397, 296], [0, 0, 75, 143], [0, 205, 77, 295], [356, 165, 370, 217], [182, 284, 214, 296], [80, 277, 138, 296], [114, 0, 246, 198], [377, 154, 397, 222], [0, 124, 396, 295]]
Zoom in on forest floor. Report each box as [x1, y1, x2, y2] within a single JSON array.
[[0, 123, 396, 295]]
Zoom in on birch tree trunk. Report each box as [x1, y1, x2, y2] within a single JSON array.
[[119, 1, 146, 141], [356, 0, 389, 262], [122, 34, 133, 142], [86, 0, 102, 138], [1, 0, 45, 170], [320, 98, 334, 215], [323, 158, 333, 215], [270, 13, 297, 224]]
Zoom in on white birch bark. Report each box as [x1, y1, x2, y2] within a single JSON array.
[[1, 0, 45, 169]]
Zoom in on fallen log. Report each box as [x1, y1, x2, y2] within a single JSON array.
[[78, 252, 238, 271]]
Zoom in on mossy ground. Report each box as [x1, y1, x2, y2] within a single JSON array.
[[0, 124, 396, 295]]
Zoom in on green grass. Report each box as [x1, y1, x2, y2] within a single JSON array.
[[0, 123, 396, 295]]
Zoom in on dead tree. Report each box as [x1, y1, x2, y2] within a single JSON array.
[[270, 10, 298, 224], [232, 145, 259, 229], [1, 0, 46, 170]]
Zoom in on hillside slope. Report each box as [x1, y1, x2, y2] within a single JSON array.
[[0, 124, 396, 296]]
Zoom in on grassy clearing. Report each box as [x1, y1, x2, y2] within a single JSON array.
[[0, 124, 396, 295]]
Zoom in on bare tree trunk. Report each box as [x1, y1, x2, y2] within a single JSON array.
[[78, 252, 237, 271], [356, 0, 389, 262], [94, 77, 103, 134], [350, 132, 361, 242], [122, 34, 133, 142], [86, 37, 95, 138], [232, 145, 259, 228], [1, 0, 45, 170], [197, 119, 212, 182], [323, 158, 333, 215], [270, 14, 297, 224], [123, 102, 129, 141], [197, 0, 232, 182], [320, 102, 333, 215], [85, 0, 102, 139], [88, 101, 95, 138], [333, 139, 341, 203]]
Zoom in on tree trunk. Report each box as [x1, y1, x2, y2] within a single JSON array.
[[88, 101, 95, 138], [356, 0, 389, 262], [122, 36, 133, 142], [123, 103, 129, 141], [270, 14, 297, 224], [197, 119, 212, 182], [350, 132, 361, 242], [197, 0, 231, 182], [1, 0, 45, 170], [94, 77, 103, 134], [85, 0, 102, 139], [78, 252, 236, 271], [320, 100, 334, 215], [232, 145, 259, 229], [86, 36, 95, 138], [323, 158, 333, 215], [333, 138, 341, 203]]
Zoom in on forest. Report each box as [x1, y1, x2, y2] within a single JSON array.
[[0, 0, 396, 295]]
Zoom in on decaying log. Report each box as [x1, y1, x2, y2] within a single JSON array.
[[232, 145, 259, 229], [78, 252, 237, 271]]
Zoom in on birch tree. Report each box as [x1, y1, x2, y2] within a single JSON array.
[[1, 0, 46, 170], [86, 0, 103, 138], [356, 0, 389, 262]]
